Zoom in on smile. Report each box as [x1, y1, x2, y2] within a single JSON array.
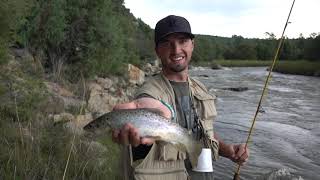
[[172, 56, 184, 62]]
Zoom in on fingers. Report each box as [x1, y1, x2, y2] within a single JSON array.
[[112, 129, 120, 144], [141, 137, 155, 145], [113, 102, 137, 110], [113, 98, 172, 120], [135, 98, 172, 119], [235, 144, 246, 158], [119, 123, 131, 145], [112, 123, 152, 147], [234, 144, 249, 165], [129, 125, 141, 147]]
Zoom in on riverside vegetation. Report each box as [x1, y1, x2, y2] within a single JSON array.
[[193, 60, 320, 76], [0, 0, 319, 179]]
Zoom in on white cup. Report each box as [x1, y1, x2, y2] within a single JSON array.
[[193, 148, 213, 172]]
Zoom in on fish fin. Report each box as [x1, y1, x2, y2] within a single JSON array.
[[144, 135, 161, 141]]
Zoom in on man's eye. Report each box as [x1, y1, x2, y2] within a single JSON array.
[[180, 38, 189, 44], [159, 41, 170, 47]]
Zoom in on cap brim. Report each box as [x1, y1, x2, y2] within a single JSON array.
[[157, 32, 195, 44]]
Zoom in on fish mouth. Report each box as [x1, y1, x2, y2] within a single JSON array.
[[83, 123, 93, 131]]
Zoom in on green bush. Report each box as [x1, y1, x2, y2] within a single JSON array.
[[274, 60, 320, 76]]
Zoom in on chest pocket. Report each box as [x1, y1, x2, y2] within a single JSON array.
[[193, 92, 220, 161], [193, 93, 217, 120]]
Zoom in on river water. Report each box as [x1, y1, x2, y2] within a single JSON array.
[[190, 67, 320, 180]]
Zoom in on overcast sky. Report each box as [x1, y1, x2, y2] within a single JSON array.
[[124, 0, 319, 39]]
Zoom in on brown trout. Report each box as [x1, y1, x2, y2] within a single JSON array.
[[83, 108, 202, 167]]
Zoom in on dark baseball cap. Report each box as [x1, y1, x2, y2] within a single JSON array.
[[154, 15, 195, 45]]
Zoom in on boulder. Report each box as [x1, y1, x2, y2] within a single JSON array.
[[45, 82, 86, 113], [52, 112, 75, 124], [87, 81, 130, 115], [127, 64, 145, 85], [143, 63, 161, 76], [45, 82, 74, 97], [222, 87, 249, 92], [96, 77, 113, 90]]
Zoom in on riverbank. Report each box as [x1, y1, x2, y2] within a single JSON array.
[[273, 60, 320, 76], [192, 60, 320, 77]]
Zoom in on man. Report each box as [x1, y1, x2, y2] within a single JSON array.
[[112, 15, 249, 180]]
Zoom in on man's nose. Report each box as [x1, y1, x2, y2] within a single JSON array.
[[170, 41, 182, 53]]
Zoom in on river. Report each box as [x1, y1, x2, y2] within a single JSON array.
[[190, 67, 320, 180]]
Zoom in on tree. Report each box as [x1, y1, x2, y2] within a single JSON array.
[[265, 32, 276, 40], [304, 34, 320, 61], [279, 38, 299, 60], [256, 41, 274, 60]]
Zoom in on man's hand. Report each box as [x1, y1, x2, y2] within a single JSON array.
[[220, 143, 249, 165], [112, 123, 154, 147], [228, 144, 249, 165], [111, 97, 171, 146], [215, 133, 249, 165]]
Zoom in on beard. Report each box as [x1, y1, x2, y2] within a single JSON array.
[[169, 63, 188, 72]]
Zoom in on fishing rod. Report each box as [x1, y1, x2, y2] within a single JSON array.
[[233, 0, 296, 179]]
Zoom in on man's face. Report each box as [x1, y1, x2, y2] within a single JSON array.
[[155, 33, 194, 73]]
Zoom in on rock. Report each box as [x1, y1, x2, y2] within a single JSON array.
[[109, 76, 120, 85], [52, 112, 75, 123], [45, 82, 74, 97], [199, 74, 209, 77], [257, 168, 304, 180], [44, 95, 65, 114], [88, 82, 102, 95], [258, 107, 266, 113], [143, 63, 161, 76], [109, 87, 116, 93], [314, 71, 320, 77], [9, 47, 33, 60], [151, 59, 160, 67], [211, 63, 222, 70], [50, 112, 93, 134], [96, 77, 113, 90], [87, 82, 129, 114], [87, 92, 114, 114], [75, 113, 93, 127], [127, 64, 145, 85], [222, 87, 249, 92], [45, 82, 86, 114]]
